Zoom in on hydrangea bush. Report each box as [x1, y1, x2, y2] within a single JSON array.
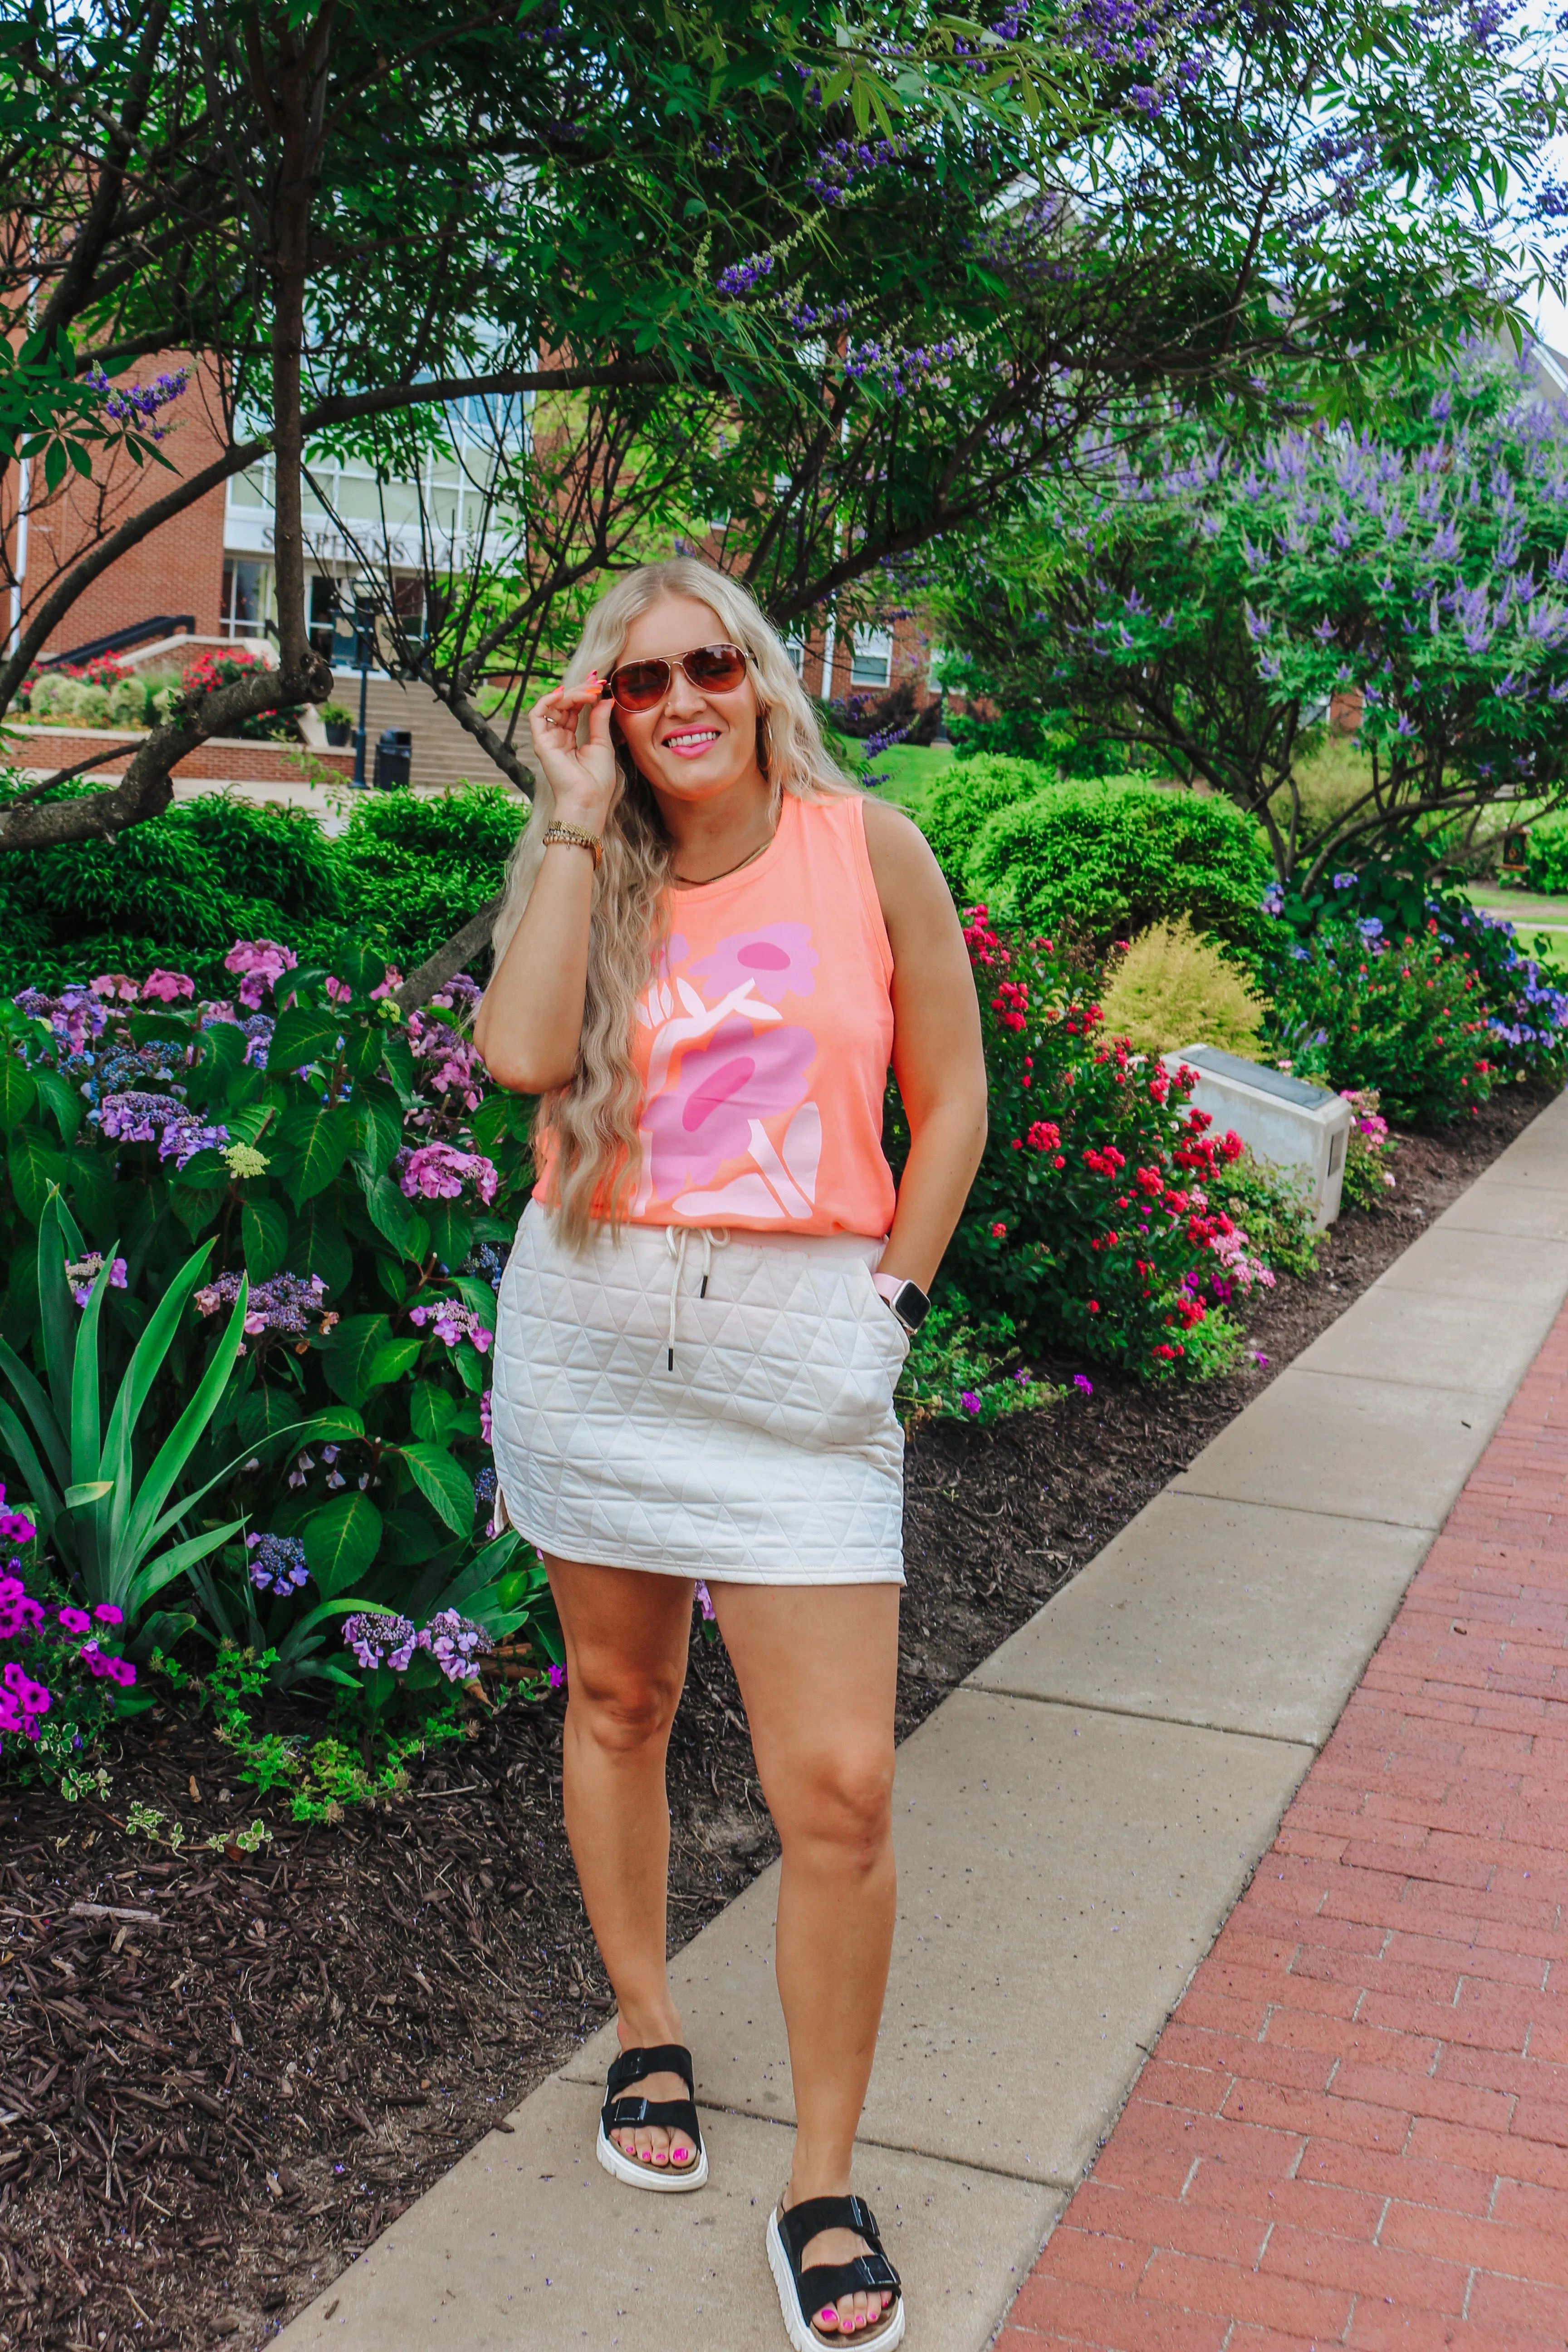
[[901, 909, 1290, 1380], [0, 940, 560, 1732]]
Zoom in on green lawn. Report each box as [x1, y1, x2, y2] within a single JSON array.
[[1465, 883, 1568, 971], [842, 739, 955, 818]]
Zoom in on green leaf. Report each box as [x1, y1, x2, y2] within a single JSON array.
[[242, 1198, 289, 1282], [275, 1101, 354, 1205], [319, 1313, 393, 1406], [127, 1518, 246, 1616], [236, 1387, 305, 1452], [300, 1404, 364, 1443], [167, 1181, 225, 1235], [344, 1023, 387, 1082], [10, 1130, 63, 1224], [201, 1020, 248, 1079], [410, 1379, 456, 1442], [425, 1201, 471, 1270], [65, 1478, 113, 1506], [338, 946, 388, 997], [302, 1491, 383, 1598], [380, 1032, 416, 1098], [399, 1441, 476, 1536], [364, 1174, 416, 1256], [33, 1069, 82, 1141], [287, 1204, 354, 1295], [270, 1007, 346, 1070], [366, 1336, 422, 1389], [355, 1095, 402, 1179], [0, 1059, 37, 1131]]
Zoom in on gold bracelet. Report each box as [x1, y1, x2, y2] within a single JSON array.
[[542, 821, 602, 872]]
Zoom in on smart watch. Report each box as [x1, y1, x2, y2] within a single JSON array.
[[873, 1272, 931, 1334]]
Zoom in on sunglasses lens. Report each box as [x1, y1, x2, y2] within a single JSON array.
[[611, 660, 672, 711], [686, 644, 748, 692]]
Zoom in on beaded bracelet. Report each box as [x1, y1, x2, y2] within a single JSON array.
[[542, 822, 603, 872]]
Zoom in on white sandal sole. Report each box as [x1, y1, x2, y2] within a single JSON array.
[[595, 2119, 708, 2193], [766, 2206, 906, 2352]]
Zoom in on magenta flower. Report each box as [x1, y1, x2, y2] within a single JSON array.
[[1073, 1374, 1094, 1398], [686, 924, 819, 1006], [105, 1656, 136, 1687], [480, 1388, 493, 1446], [548, 1662, 567, 1691], [224, 938, 298, 1010], [396, 1141, 499, 1205], [960, 1390, 982, 1415], [93, 1602, 123, 1624], [141, 968, 195, 1004], [644, 1017, 815, 1196], [57, 1606, 91, 1635]]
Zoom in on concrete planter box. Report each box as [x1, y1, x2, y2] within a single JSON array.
[[1161, 1044, 1352, 1228]]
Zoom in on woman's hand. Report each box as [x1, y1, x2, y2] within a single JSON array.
[[529, 675, 619, 832]]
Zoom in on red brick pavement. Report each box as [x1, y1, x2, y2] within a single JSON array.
[[1000, 1306, 1568, 2352]]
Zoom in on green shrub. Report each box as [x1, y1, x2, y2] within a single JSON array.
[[1265, 915, 1494, 1124], [1525, 813, 1568, 896], [1338, 1089, 1398, 1210], [1098, 916, 1269, 1058], [336, 784, 520, 972], [0, 794, 348, 997], [919, 753, 1059, 887], [0, 785, 519, 997], [968, 780, 1273, 954]]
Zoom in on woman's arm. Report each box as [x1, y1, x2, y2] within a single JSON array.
[[472, 679, 617, 1093], [860, 795, 988, 1293]]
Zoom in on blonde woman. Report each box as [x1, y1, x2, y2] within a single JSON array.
[[474, 559, 986, 2350]]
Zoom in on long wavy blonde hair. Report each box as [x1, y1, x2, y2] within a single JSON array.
[[492, 558, 853, 1244]]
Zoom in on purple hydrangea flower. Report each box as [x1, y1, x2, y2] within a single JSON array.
[[245, 1532, 310, 1596], [416, 1609, 494, 1683], [343, 1611, 418, 1672]]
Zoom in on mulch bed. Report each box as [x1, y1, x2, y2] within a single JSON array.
[[0, 1083, 1552, 2349]]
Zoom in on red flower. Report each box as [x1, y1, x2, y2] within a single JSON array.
[[991, 1222, 1008, 1239]]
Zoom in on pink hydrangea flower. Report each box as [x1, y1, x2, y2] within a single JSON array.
[[224, 938, 299, 1010], [141, 969, 195, 1004], [395, 1141, 499, 1205], [90, 972, 140, 1003], [480, 1389, 493, 1445], [409, 1300, 493, 1352]]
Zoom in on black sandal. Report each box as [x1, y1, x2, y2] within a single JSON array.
[[766, 2192, 905, 2350], [595, 2042, 707, 2192]]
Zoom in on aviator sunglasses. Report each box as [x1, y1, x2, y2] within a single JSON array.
[[600, 641, 750, 713]]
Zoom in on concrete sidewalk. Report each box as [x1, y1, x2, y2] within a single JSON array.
[[276, 1089, 1568, 2352]]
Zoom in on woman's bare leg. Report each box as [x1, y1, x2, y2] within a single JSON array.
[[712, 1580, 900, 2337], [546, 1554, 697, 2168]]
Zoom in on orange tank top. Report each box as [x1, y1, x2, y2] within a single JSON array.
[[533, 791, 897, 1238]]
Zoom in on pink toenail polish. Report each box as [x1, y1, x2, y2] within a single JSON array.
[[820, 2315, 837, 2329]]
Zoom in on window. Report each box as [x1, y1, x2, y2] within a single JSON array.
[[782, 636, 804, 674], [220, 559, 273, 638], [850, 627, 893, 689]]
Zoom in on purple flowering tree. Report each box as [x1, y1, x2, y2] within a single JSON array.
[[932, 343, 1568, 887]]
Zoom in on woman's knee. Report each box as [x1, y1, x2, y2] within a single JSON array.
[[568, 1656, 684, 1754], [777, 1741, 894, 1866]]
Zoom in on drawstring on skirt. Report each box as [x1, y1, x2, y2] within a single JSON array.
[[665, 1225, 730, 1369]]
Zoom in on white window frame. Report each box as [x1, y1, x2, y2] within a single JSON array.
[[850, 627, 893, 689]]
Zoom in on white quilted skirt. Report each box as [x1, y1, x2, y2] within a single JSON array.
[[489, 1201, 908, 1583]]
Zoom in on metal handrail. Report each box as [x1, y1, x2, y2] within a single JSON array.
[[37, 615, 196, 670]]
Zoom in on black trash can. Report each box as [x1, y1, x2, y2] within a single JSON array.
[[373, 726, 413, 789]]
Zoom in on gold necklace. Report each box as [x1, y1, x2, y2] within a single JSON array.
[[672, 829, 775, 888]]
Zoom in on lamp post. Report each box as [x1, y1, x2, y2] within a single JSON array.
[[350, 594, 372, 789]]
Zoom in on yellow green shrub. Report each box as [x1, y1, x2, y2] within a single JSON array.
[[1099, 915, 1269, 1058]]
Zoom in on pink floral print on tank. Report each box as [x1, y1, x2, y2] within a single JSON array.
[[643, 1015, 816, 1198], [686, 923, 818, 1006]]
